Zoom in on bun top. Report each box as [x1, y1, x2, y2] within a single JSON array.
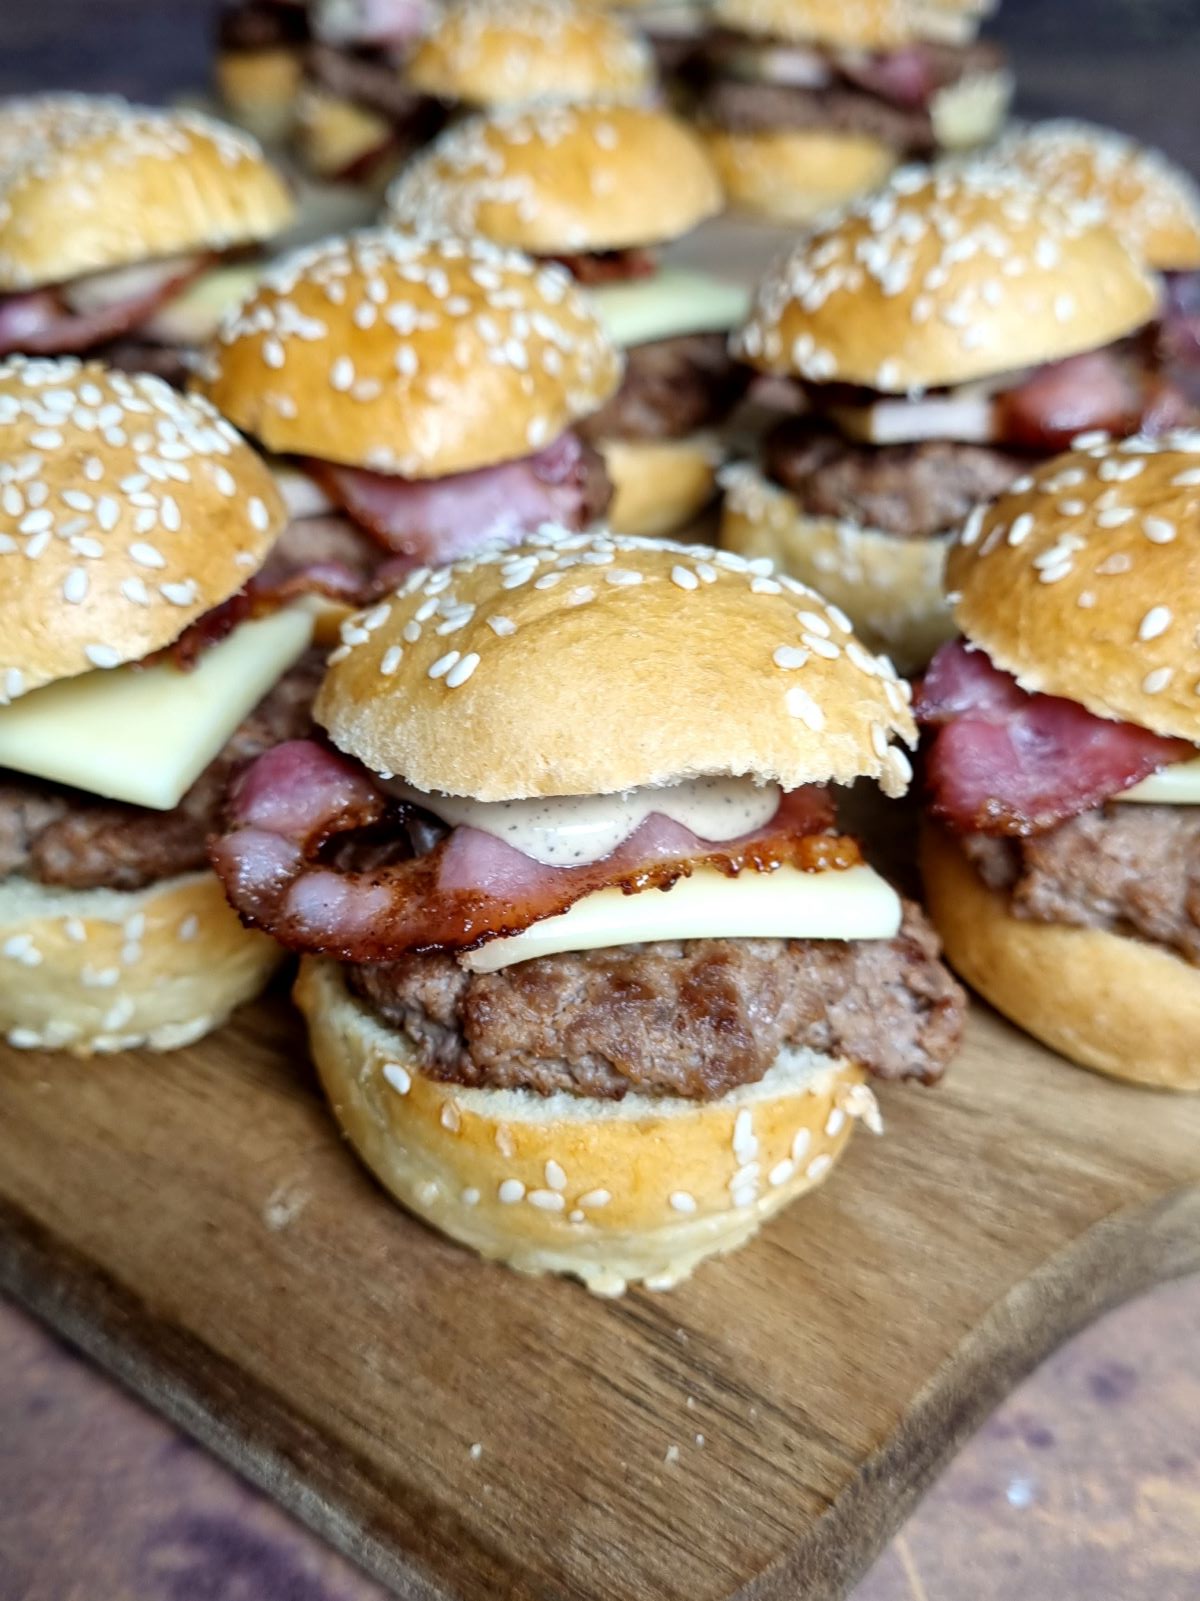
[[948, 432, 1200, 741], [407, 0, 655, 109], [316, 527, 916, 800], [0, 94, 295, 292], [386, 103, 722, 253], [197, 229, 622, 478], [734, 165, 1159, 393], [0, 358, 285, 700], [993, 120, 1200, 273], [711, 0, 913, 49]]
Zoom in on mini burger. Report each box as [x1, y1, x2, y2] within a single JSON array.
[[209, 529, 964, 1292], [698, 0, 1012, 223], [387, 102, 749, 536], [722, 165, 1176, 670], [0, 95, 295, 386], [406, 0, 656, 114], [990, 120, 1200, 372], [918, 431, 1200, 1091], [196, 229, 622, 576], [0, 357, 339, 1055]]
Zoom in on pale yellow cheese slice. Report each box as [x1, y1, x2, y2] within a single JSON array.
[[588, 268, 751, 351], [461, 863, 901, 972], [0, 606, 314, 811], [1118, 756, 1200, 804]]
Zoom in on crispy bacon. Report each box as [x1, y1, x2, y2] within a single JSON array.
[[546, 248, 659, 286], [0, 263, 202, 356], [835, 45, 938, 108], [995, 349, 1192, 450], [916, 640, 1191, 835], [312, 431, 611, 562], [210, 741, 857, 961]]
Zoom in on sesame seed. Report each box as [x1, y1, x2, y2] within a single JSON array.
[[785, 686, 826, 730], [428, 650, 460, 680], [129, 542, 165, 568], [791, 1128, 812, 1163], [773, 646, 809, 670], [578, 1189, 610, 1209], [825, 1108, 847, 1138], [62, 568, 88, 604], [528, 1190, 565, 1212], [383, 1062, 411, 1095], [380, 645, 403, 676], [85, 644, 120, 669], [807, 1154, 834, 1183], [445, 652, 480, 688], [440, 1102, 461, 1133], [177, 916, 199, 942], [769, 1160, 795, 1187], [605, 568, 643, 587], [671, 565, 698, 591], [498, 1179, 525, 1204], [487, 615, 516, 636], [545, 1160, 566, 1191], [462, 1188, 480, 1206], [669, 1192, 697, 1214], [1143, 516, 1177, 544], [1138, 606, 1172, 642], [1143, 667, 1174, 694]]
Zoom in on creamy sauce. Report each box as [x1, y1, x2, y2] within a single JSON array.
[[387, 777, 783, 867]]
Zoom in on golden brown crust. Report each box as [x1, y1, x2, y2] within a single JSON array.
[[315, 527, 917, 799], [948, 433, 1200, 743], [711, 0, 913, 48], [920, 822, 1200, 1091], [601, 435, 722, 537], [0, 94, 295, 291], [0, 359, 286, 698], [734, 165, 1159, 391], [196, 230, 622, 477], [297, 956, 867, 1294], [719, 463, 954, 671], [387, 103, 722, 253], [407, 0, 655, 108], [994, 119, 1200, 274], [0, 871, 282, 1056], [703, 127, 896, 225]]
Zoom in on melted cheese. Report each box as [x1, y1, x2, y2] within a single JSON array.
[[461, 864, 902, 973], [588, 269, 751, 351], [0, 606, 314, 811], [1118, 757, 1200, 804], [141, 263, 264, 345]]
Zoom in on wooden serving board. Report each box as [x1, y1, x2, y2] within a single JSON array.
[[0, 977, 1198, 1601]]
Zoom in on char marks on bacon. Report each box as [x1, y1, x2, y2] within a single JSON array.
[[210, 741, 856, 961], [916, 640, 1191, 836], [0, 262, 205, 357], [313, 431, 612, 563]]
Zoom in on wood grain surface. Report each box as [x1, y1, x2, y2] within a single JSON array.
[[0, 975, 1197, 1601]]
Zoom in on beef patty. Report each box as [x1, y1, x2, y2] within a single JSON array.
[[578, 333, 750, 444], [764, 419, 1028, 540], [347, 901, 964, 1099], [963, 803, 1200, 965], [0, 651, 323, 893], [702, 78, 936, 152]]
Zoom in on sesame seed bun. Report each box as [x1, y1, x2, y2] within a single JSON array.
[[947, 433, 1200, 743], [702, 127, 897, 226], [386, 103, 722, 254], [920, 822, 1200, 1091], [711, 0, 912, 49], [215, 47, 305, 146], [0, 871, 282, 1056], [601, 434, 723, 537], [992, 120, 1200, 274], [406, 0, 656, 110], [0, 95, 295, 293], [315, 527, 916, 800], [297, 955, 866, 1294], [719, 462, 954, 671], [734, 166, 1159, 392], [197, 230, 622, 477], [0, 358, 286, 700]]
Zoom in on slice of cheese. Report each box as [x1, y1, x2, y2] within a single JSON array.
[[461, 863, 901, 973], [588, 269, 751, 351], [1117, 756, 1200, 804], [141, 262, 264, 346], [0, 606, 315, 811]]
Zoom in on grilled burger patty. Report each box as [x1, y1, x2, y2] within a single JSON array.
[[578, 333, 750, 444], [963, 804, 1200, 966], [0, 651, 322, 892], [347, 900, 965, 1099]]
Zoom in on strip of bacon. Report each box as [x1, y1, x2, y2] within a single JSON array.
[[546, 248, 659, 286], [835, 45, 938, 108], [311, 431, 611, 562], [995, 349, 1192, 451], [916, 640, 1191, 835], [210, 741, 857, 961], [0, 262, 205, 356]]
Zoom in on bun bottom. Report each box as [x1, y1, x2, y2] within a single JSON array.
[[703, 127, 896, 223], [719, 464, 954, 671], [0, 872, 282, 1056], [920, 823, 1200, 1091], [296, 957, 871, 1295], [216, 49, 304, 145], [602, 434, 723, 537]]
